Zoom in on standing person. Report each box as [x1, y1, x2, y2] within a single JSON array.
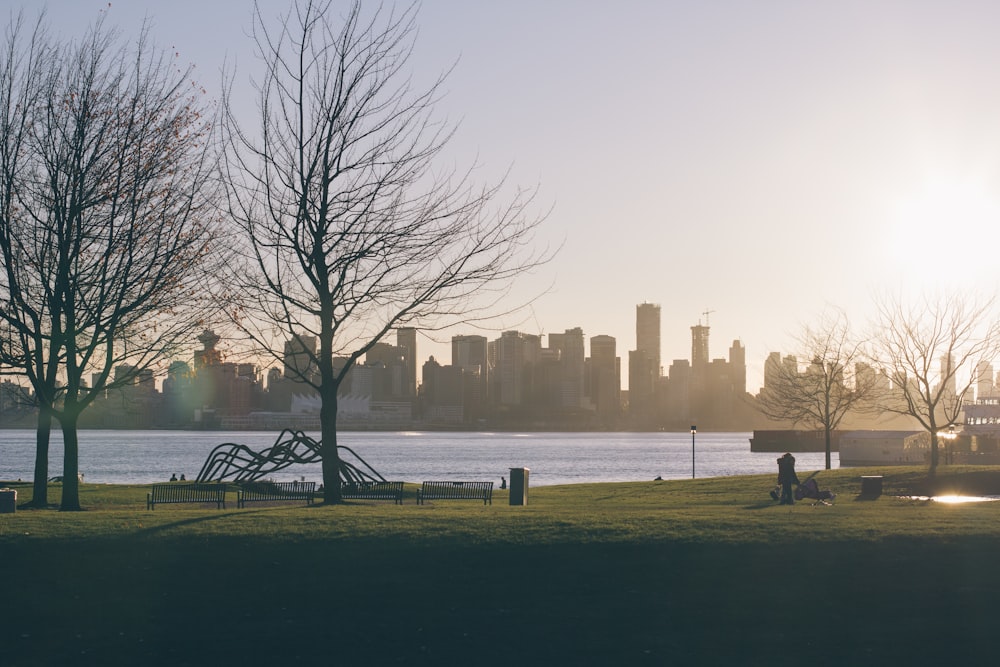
[[777, 452, 799, 505]]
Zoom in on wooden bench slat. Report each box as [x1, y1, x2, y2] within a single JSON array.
[[147, 483, 227, 510], [417, 481, 493, 505]]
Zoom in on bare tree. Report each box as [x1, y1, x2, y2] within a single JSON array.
[[220, 1, 549, 502], [868, 291, 1000, 475], [0, 11, 61, 507], [757, 309, 876, 469], [0, 13, 220, 510]]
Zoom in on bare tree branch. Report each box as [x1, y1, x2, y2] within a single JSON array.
[[757, 308, 876, 469], [867, 290, 1000, 475], [220, 0, 551, 501], [0, 11, 222, 509]]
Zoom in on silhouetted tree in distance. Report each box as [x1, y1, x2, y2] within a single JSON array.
[[0, 11, 219, 509], [757, 310, 876, 469], [220, 0, 549, 502], [868, 291, 1000, 476]]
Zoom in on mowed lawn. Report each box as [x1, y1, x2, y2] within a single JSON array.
[[3, 467, 1000, 666]]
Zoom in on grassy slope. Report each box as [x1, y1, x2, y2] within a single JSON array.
[[3, 467, 1000, 666]]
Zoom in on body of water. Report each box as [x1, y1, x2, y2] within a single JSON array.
[[0, 430, 840, 486]]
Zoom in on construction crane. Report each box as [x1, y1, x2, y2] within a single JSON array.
[[702, 309, 715, 327]]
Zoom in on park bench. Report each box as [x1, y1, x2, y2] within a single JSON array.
[[417, 481, 493, 505], [147, 483, 228, 510], [341, 481, 405, 504], [237, 481, 316, 508]]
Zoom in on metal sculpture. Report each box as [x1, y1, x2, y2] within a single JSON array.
[[196, 428, 387, 484]]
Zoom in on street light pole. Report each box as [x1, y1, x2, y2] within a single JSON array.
[[691, 425, 697, 479]]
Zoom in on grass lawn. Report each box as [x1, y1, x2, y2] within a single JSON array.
[[3, 466, 1000, 666]]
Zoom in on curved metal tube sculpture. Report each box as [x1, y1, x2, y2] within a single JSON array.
[[196, 429, 387, 484]]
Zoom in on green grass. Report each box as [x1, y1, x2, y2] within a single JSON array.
[[3, 467, 1000, 666]]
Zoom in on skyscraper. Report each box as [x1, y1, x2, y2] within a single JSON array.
[[283, 335, 317, 383], [396, 327, 417, 396], [548, 327, 586, 408], [496, 331, 527, 406], [691, 323, 709, 367], [453, 334, 489, 410], [589, 334, 620, 419], [631, 303, 661, 420], [635, 303, 661, 375], [729, 339, 746, 394]]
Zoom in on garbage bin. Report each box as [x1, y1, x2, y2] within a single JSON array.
[[0, 488, 16, 514], [860, 475, 883, 498], [509, 467, 529, 506]]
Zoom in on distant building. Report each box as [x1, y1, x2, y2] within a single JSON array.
[[493, 330, 540, 406], [588, 334, 621, 421], [548, 327, 586, 409], [453, 334, 489, 418], [396, 327, 418, 397], [630, 303, 661, 422]]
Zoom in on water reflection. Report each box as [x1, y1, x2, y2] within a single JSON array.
[[899, 495, 1000, 504]]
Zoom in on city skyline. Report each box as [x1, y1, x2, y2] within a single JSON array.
[[16, 0, 1000, 392]]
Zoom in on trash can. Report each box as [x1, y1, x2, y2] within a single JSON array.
[[0, 488, 16, 514], [509, 467, 529, 506], [860, 475, 883, 498]]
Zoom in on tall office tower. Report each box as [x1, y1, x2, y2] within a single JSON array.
[[496, 331, 528, 406], [729, 339, 747, 394], [453, 335, 489, 376], [691, 323, 710, 367], [763, 351, 782, 391], [762, 352, 798, 393], [453, 334, 490, 410], [548, 327, 586, 408], [976, 361, 995, 400], [635, 303, 661, 375], [283, 334, 317, 382], [366, 342, 408, 398], [589, 334, 621, 418], [396, 327, 417, 396], [630, 303, 660, 420], [941, 354, 957, 396]]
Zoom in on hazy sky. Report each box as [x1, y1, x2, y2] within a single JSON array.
[[11, 0, 1000, 391]]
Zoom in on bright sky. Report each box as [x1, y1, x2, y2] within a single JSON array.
[[12, 0, 1000, 392]]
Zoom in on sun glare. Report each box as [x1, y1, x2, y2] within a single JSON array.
[[930, 495, 1000, 504], [885, 181, 1000, 281]]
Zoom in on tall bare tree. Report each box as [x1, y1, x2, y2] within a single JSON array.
[[0, 13, 219, 509], [868, 292, 1000, 475], [757, 309, 876, 469], [221, 1, 549, 502], [0, 11, 61, 507]]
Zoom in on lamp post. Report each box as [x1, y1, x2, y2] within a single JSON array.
[[690, 425, 697, 479]]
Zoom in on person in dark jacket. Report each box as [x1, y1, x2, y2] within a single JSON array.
[[777, 452, 799, 505]]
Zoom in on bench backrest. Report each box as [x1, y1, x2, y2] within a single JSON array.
[[420, 481, 493, 502], [148, 483, 227, 509], [241, 481, 315, 497], [150, 483, 227, 501], [343, 481, 403, 495]]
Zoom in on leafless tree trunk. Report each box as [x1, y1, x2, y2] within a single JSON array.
[[867, 292, 1000, 476], [0, 13, 220, 510], [221, 1, 549, 502], [757, 309, 876, 469]]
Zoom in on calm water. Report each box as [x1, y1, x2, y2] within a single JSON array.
[[0, 430, 840, 486]]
